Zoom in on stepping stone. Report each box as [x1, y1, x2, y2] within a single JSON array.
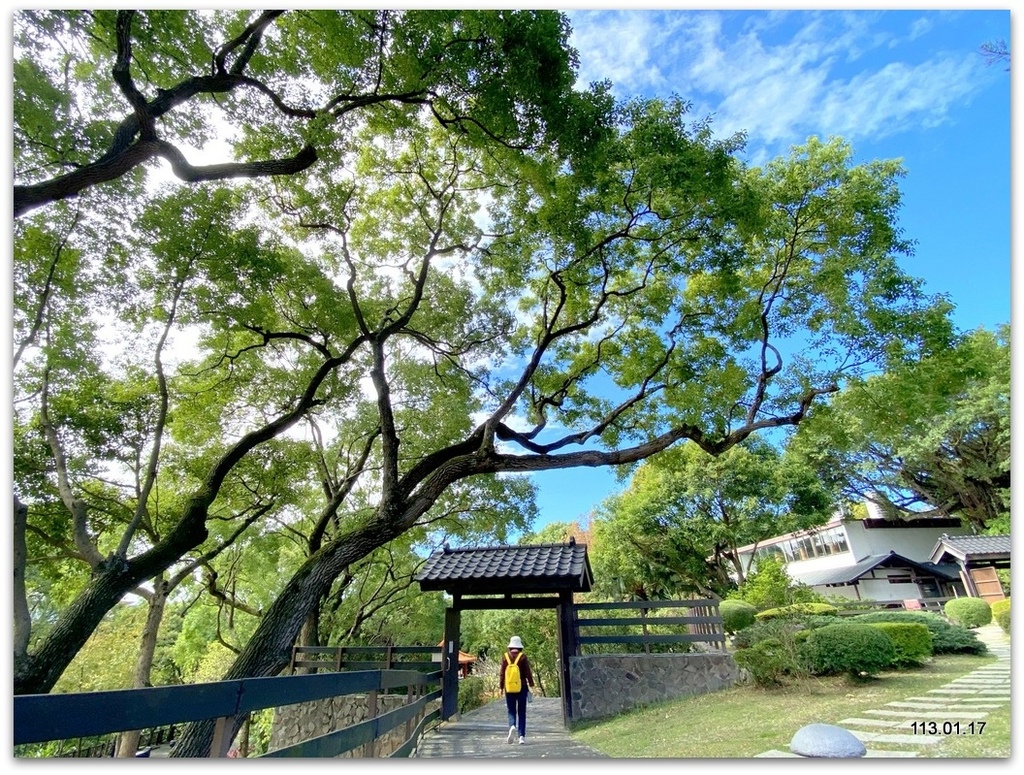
[[862, 749, 919, 757], [849, 730, 943, 746], [927, 688, 986, 695], [884, 701, 997, 711], [838, 718, 904, 728], [863, 709, 987, 720]]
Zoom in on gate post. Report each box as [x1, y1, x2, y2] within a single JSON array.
[[556, 591, 578, 723], [441, 605, 461, 720]]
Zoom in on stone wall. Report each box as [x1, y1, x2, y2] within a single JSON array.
[[568, 652, 740, 722], [268, 693, 432, 757]]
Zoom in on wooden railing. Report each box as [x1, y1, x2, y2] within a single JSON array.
[[574, 598, 726, 653], [289, 644, 441, 674], [14, 667, 442, 759], [830, 597, 951, 615]]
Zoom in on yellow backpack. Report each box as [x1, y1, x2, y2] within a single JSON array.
[[504, 651, 523, 693]]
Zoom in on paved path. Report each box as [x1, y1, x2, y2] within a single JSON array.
[[414, 624, 1009, 759], [411, 696, 608, 758], [755, 622, 1011, 758]]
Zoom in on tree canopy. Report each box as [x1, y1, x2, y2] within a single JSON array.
[[788, 324, 1010, 533], [12, 8, 958, 757]]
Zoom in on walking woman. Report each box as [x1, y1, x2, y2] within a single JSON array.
[[499, 635, 536, 745]]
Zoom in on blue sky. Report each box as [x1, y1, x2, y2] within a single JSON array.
[[527, 6, 1013, 535]]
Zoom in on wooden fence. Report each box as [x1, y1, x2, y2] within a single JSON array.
[[831, 597, 951, 615], [14, 667, 442, 759], [289, 644, 440, 674], [574, 598, 726, 653]]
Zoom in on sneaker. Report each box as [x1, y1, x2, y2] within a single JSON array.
[[507, 725, 517, 744], [518, 737, 525, 745]]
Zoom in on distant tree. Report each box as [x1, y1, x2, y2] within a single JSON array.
[[734, 556, 819, 609], [590, 439, 834, 599], [789, 324, 1010, 533]]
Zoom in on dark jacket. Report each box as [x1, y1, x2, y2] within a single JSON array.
[[499, 649, 535, 694]]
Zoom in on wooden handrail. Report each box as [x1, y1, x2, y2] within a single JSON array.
[[14, 668, 442, 758]]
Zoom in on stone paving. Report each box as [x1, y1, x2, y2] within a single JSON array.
[[411, 696, 608, 758], [754, 622, 1011, 758]]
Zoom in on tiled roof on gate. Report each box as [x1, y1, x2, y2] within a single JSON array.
[[929, 534, 1012, 564], [415, 541, 593, 595]]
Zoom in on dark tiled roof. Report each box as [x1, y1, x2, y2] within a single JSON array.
[[793, 552, 961, 587], [416, 541, 593, 595], [929, 534, 1012, 564]]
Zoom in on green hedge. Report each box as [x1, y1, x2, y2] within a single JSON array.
[[755, 602, 838, 621], [800, 623, 896, 680], [991, 598, 1010, 634], [868, 622, 933, 667], [733, 638, 794, 686], [944, 597, 992, 629], [720, 600, 758, 634], [851, 610, 987, 655]]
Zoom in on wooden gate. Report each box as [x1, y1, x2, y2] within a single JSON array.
[[968, 567, 1005, 601]]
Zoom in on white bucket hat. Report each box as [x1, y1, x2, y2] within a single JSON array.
[[508, 635, 524, 649]]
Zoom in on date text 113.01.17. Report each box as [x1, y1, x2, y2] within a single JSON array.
[[909, 721, 986, 735]]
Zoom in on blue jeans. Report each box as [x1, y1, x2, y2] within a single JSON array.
[[505, 689, 528, 737]]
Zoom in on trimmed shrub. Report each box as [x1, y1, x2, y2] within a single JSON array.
[[851, 610, 987, 655], [456, 676, 488, 714], [868, 622, 933, 667], [944, 597, 992, 629], [733, 638, 794, 687], [800, 623, 897, 680], [720, 600, 758, 634], [755, 602, 838, 621], [991, 598, 1010, 634]]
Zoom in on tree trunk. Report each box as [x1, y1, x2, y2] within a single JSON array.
[[14, 501, 209, 696], [115, 579, 169, 757], [13, 496, 31, 660], [170, 518, 402, 756]]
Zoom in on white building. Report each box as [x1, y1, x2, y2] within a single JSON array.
[[735, 504, 967, 603]]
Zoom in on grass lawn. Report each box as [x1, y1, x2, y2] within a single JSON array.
[[569, 652, 1010, 758]]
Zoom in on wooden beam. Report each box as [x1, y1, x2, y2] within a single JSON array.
[[453, 595, 561, 611]]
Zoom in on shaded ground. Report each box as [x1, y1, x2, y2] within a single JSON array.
[[412, 696, 608, 758]]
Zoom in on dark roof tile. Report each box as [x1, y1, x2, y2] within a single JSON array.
[[416, 542, 593, 595]]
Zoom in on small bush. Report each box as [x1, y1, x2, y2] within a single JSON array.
[[755, 602, 838, 621], [737, 556, 821, 609], [720, 600, 758, 634], [800, 623, 896, 680], [851, 611, 987, 655], [868, 622, 933, 667], [944, 597, 992, 629], [991, 598, 1010, 634], [731, 618, 805, 650], [733, 638, 796, 686], [456, 676, 488, 714]]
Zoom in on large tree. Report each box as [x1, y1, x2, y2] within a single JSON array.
[[168, 126, 950, 755], [788, 324, 1010, 533], [13, 8, 608, 697], [12, 11, 954, 758]]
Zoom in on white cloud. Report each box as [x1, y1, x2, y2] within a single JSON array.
[[569, 10, 991, 156]]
